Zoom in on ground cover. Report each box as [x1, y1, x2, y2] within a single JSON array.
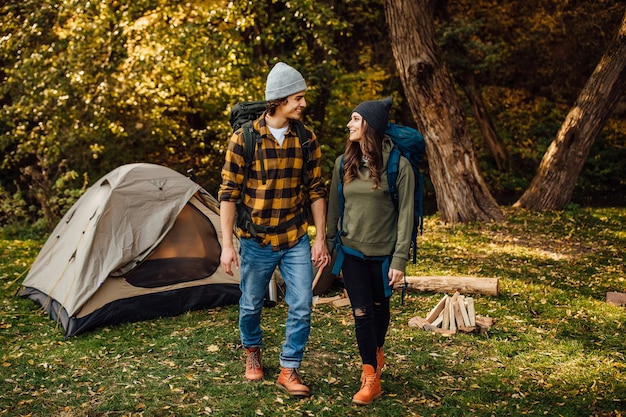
[[1, 206, 624, 416]]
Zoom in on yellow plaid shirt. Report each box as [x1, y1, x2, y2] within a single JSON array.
[[218, 114, 327, 250]]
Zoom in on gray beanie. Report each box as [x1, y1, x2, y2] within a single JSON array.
[[265, 62, 307, 101], [353, 96, 393, 139]]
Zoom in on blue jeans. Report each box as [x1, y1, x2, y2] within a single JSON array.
[[239, 234, 313, 369]]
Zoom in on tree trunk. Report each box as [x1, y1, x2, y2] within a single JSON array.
[[515, 11, 626, 211], [462, 73, 508, 171], [383, 0, 503, 223]]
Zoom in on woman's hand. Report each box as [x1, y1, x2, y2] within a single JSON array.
[[388, 268, 404, 287]]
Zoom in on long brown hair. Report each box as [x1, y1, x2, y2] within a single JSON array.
[[343, 119, 384, 189]]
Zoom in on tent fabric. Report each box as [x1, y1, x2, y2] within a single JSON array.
[[19, 163, 241, 337]]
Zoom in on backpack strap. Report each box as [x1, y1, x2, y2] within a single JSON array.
[[241, 120, 266, 187], [337, 155, 346, 235], [238, 121, 253, 206], [291, 120, 311, 187], [387, 145, 422, 264], [331, 155, 346, 276], [386, 146, 401, 212]]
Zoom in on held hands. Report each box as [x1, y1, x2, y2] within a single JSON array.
[[388, 268, 404, 287], [311, 237, 331, 269]]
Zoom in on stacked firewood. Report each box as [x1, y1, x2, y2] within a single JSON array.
[[409, 292, 493, 335]]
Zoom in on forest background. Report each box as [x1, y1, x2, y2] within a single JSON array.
[[1, 0, 625, 230]]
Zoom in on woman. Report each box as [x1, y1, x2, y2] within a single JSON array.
[[326, 97, 415, 405]]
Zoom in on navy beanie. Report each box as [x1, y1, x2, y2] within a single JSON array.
[[352, 96, 393, 139]]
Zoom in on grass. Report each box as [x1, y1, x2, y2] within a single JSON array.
[[1, 206, 625, 416]]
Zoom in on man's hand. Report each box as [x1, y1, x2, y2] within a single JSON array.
[[221, 244, 239, 276], [309, 198, 330, 269], [219, 201, 238, 276]]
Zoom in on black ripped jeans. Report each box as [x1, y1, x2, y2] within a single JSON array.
[[342, 253, 391, 368]]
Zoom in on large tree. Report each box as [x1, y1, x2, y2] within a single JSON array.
[[515, 11, 626, 210], [382, 0, 503, 223]]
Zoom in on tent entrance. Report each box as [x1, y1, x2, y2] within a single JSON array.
[[126, 203, 221, 288]]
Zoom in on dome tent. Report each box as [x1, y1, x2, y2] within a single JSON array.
[[19, 163, 241, 337]]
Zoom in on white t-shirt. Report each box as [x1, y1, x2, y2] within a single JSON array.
[[269, 126, 289, 146]]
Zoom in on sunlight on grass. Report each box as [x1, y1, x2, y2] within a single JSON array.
[[2, 207, 625, 416]]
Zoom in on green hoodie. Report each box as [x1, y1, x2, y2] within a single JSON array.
[[327, 138, 415, 273]]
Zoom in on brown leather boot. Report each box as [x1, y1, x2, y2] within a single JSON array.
[[276, 367, 310, 397], [244, 348, 263, 381], [376, 346, 385, 376], [352, 364, 382, 405]]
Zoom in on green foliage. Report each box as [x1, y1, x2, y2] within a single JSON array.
[[466, 86, 626, 203], [2, 208, 625, 415], [471, 87, 568, 195], [443, 0, 625, 102], [1, 0, 624, 227], [441, 0, 626, 204], [0, 0, 368, 222]]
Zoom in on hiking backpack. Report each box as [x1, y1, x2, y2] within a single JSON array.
[[337, 122, 426, 264], [229, 100, 311, 186], [228, 100, 312, 236], [385, 122, 426, 263]]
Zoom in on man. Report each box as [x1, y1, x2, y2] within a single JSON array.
[[218, 62, 330, 397]]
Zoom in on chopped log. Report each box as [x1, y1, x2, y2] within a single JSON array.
[[475, 316, 494, 334], [449, 292, 458, 332], [606, 292, 626, 306], [408, 317, 430, 328], [442, 297, 450, 330], [475, 316, 494, 327], [453, 298, 469, 328], [332, 297, 351, 307], [425, 295, 448, 322], [395, 276, 499, 296], [466, 297, 476, 326], [313, 295, 342, 305], [458, 326, 477, 333], [314, 290, 351, 307], [457, 295, 471, 327], [421, 322, 455, 335], [408, 292, 491, 336], [431, 311, 444, 327], [430, 327, 456, 336], [332, 290, 351, 307]]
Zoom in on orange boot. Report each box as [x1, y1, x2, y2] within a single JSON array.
[[244, 348, 263, 381], [376, 346, 385, 376], [276, 367, 311, 397], [352, 364, 382, 405]]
